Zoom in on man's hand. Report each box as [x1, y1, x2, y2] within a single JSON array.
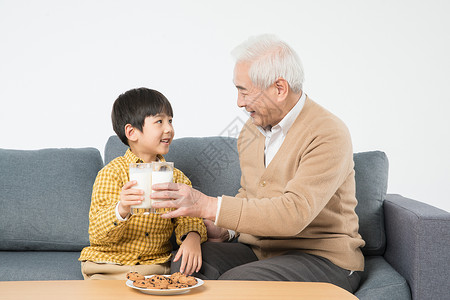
[[150, 183, 218, 220], [204, 219, 229, 242]]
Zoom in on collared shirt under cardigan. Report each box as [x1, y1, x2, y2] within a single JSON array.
[[79, 149, 207, 266]]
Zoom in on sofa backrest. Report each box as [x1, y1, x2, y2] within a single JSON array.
[[104, 136, 388, 256], [354, 151, 388, 256], [0, 147, 103, 251]]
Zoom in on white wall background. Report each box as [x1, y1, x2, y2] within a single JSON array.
[[1, 0, 449, 212]]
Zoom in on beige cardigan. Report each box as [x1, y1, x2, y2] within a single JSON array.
[[216, 97, 365, 271]]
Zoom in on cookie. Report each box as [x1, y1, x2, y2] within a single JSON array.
[[186, 276, 198, 286], [126, 271, 145, 281], [133, 280, 148, 288], [153, 275, 171, 282], [144, 280, 159, 289], [176, 274, 197, 286], [150, 275, 172, 285], [153, 281, 170, 289], [170, 272, 183, 281], [177, 275, 187, 284]]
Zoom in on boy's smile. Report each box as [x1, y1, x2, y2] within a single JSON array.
[[160, 138, 171, 145]]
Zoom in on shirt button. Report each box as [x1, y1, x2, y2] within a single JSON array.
[[260, 181, 266, 187], [113, 222, 118, 226], [137, 256, 141, 260], [145, 232, 149, 237]]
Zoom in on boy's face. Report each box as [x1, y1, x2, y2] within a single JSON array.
[[133, 113, 174, 160]]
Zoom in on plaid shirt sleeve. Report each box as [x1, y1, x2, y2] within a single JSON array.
[[88, 164, 128, 243], [172, 169, 208, 245]]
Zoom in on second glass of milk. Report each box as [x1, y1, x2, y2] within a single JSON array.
[[151, 162, 174, 214], [129, 163, 153, 215]]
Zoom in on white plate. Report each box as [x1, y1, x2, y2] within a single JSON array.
[[126, 275, 204, 295]]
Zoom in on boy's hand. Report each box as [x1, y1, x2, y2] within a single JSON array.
[[118, 180, 144, 218], [173, 232, 202, 275]]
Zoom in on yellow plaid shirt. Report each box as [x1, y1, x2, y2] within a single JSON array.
[[79, 149, 207, 265]]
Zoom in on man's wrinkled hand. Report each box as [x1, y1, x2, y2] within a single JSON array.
[[150, 183, 217, 220]]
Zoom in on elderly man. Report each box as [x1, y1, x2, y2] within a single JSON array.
[[152, 34, 365, 293]]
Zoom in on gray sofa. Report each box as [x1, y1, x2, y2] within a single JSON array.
[[1, 136, 449, 300]]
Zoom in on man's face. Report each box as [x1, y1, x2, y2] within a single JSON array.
[[233, 62, 281, 128]]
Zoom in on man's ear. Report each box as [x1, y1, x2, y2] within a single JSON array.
[[124, 124, 138, 142], [275, 78, 289, 101]]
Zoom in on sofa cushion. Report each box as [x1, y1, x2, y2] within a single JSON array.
[[104, 135, 242, 197], [353, 151, 389, 256], [0, 255, 410, 293], [0, 251, 84, 281], [355, 256, 411, 299], [0, 148, 103, 251]]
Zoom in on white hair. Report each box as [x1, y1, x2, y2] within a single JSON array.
[[231, 34, 304, 93]]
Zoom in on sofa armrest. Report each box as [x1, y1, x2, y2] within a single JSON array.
[[383, 194, 450, 300]]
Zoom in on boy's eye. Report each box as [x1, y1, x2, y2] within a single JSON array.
[[156, 120, 162, 124], [169, 119, 173, 124]]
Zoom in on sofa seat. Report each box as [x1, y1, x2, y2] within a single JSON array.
[[0, 251, 83, 281], [355, 256, 411, 299]]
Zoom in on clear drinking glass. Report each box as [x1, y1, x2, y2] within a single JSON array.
[[151, 162, 174, 214], [129, 163, 153, 215]]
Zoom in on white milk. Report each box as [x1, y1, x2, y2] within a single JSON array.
[[129, 168, 152, 209], [151, 170, 173, 203]]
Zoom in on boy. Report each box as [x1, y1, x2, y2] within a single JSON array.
[[79, 88, 207, 280]]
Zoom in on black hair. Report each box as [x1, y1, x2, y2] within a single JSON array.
[[111, 87, 173, 146]]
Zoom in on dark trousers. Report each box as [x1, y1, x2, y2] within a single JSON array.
[[171, 242, 361, 294]]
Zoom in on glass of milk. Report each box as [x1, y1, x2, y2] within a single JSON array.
[[151, 162, 174, 214], [129, 163, 153, 215]]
